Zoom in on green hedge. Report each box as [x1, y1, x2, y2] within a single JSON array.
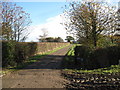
[[2, 41, 38, 67], [74, 46, 120, 69], [14, 42, 38, 65], [2, 41, 15, 67], [2, 41, 70, 67], [37, 42, 69, 54]]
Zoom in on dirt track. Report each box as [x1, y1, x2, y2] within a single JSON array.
[[2, 45, 72, 88]]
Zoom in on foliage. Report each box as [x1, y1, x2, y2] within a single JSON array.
[[74, 45, 120, 69], [65, 36, 74, 42], [54, 37, 64, 42], [2, 41, 16, 67], [97, 35, 113, 48], [63, 0, 117, 48], [14, 42, 38, 65], [63, 44, 120, 70], [2, 41, 37, 67], [106, 46, 120, 65], [1, 43, 70, 76], [1, 2, 32, 68], [1, 2, 31, 42], [111, 34, 120, 45], [39, 37, 64, 42], [2, 41, 70, 68]]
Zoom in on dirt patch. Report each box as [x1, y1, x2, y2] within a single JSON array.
[[62, 71, 120, 89]]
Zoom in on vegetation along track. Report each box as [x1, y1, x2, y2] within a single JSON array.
[[2, 45, 72, 88]]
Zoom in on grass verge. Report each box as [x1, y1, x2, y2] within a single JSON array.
[[64, 65, 120, 74], [61, 44, 80, 69]]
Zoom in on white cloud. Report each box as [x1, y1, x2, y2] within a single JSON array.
[[26, 14, 67, 42]]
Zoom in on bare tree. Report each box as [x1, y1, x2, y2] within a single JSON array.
[[63, 0, 117, 48], [1, 2, 32, 42], [39, 28, 49, 42]]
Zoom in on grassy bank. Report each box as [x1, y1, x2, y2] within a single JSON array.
[[62, 44, 81, 68]]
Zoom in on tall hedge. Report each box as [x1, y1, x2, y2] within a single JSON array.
[[2, 41, 16, 67], [14, 42, 38, 65], [2, 41, 70, 67], [74, 45, 120, 69]]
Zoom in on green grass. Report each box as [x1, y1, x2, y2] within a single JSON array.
[[47, 44, 70, 54], [67, 44, 81, 56], [62, 44, 81, 68], [64, 65, 120, 74], [2, 44, 70, 75]]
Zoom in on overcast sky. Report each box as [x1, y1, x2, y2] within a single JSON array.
[[13, 0, 119, 42]]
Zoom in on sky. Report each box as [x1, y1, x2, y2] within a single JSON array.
[[16, 2, 68, 42], [11, 0, 119, 42]]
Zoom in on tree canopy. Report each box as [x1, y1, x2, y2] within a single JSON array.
[[1, 2, 31, 42], [39, 37, 64, 42], [65, 36, 74, 42], [64, 0, 117, 48]]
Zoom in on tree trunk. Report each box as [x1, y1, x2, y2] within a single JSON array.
[[92, 22, 97, 48]]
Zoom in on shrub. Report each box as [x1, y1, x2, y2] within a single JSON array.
[[2, 41, 70, 67], [106, 46, 120, 65], [74, 45, 120, 70], [2, 41, 16, 67], [15, 42, 38, 63], [11, 42, 38, 65], [74, 46, 91, 69], [90, 48, 109, 68], [91, 46, 120, 69], [97, 36, 112, 48], [2, 42, 38, 67]]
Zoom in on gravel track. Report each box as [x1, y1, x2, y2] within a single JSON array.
[[2, 45, 72, 88]]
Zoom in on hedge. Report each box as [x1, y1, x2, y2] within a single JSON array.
[[74, 45, 120, 69], [2, 41, 70, 67]]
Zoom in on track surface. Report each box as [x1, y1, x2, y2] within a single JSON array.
[[2, 45, 72, 88]]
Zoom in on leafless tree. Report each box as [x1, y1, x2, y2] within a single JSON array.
[[39, 28, 49, 42], [1, 2, 32, 42]]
